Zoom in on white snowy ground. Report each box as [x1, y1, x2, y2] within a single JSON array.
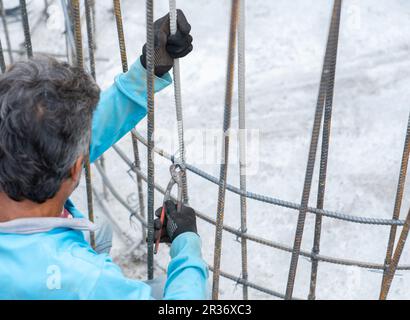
[[4, 0, 410, 299]]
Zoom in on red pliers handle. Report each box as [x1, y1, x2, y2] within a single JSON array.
[[154, 164, 183, 254]]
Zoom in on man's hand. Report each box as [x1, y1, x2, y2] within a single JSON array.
[[154, 200, 197, 243], [140, 9, 193, 77]]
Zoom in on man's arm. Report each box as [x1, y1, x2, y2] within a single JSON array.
[[89, 59, 171, 163], [86, 232, 208, 300], [164, 232, 209, 299], [89, 9, 192, 163]]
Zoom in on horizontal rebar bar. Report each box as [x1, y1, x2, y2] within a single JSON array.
[[132, 130, 406, 227], [107, 144, 410, 272]]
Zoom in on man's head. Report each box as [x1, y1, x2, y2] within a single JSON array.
[[0, 56, 100, 205]]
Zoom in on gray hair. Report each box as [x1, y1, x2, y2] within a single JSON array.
[[0, 56, 100, 203]]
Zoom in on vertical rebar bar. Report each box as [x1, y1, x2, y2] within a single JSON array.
[[90, 0, 96, 50], [19, 0, 33, 58], [84, 0, 95, 79], [380, 206, 410, 299], [113, 0, 146, 240], [212, 0, 240, 300], [61, 0, 75, 64], [285, 0, 342, 300], [146, 0, 156, 280], [379, 113, 410, 299], [308, 0, 342, 300], [71, 0, 96, 250], [169, 0, 189, 205], [237, 0, 248, 300], [0, 0, 13, 63], [0, 38, 5, 73]]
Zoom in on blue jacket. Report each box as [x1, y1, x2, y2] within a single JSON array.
[[0, 60, 209, 300]]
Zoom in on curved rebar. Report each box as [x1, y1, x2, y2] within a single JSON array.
[[71, 0, 96, 249], [308, 0, 342, 300], [132, 130, 405, 227], [212, 0, 240, 300], [92, 145, 410, 303], [110, 144, 410, 272]]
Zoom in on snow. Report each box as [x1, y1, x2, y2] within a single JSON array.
[[4, 0, 410, 299]]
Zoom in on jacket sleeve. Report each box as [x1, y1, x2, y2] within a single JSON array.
[[87, 232, 208, 300], [86, 255, 154, 300], [89, 59, 172, 163], [163, 232, 209, 300]]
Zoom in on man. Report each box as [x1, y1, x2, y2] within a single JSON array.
[[0, 10, 208, 299]]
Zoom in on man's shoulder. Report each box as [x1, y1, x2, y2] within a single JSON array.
[[0, 228, 107, 299]]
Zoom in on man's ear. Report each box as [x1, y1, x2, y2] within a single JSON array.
[[70, 156, 84, 183]]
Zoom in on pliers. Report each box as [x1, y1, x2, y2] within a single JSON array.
[[154, 163, 183, 254]]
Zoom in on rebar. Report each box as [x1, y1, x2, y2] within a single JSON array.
[[19, 0, 32, 58], [212, 0, 240, 300], [133, 130, 407, 227], [285, 0, 342, 299], [379, 112, 410, 299], [145, 0, 156, 280], [112, 1, 146, 226], [0, 0, 13, 63], [0, 37, 5, 72], [169, 0, 189, 205], [71, 0, 95, 249], [308, 0, 342, 300], [108, 145, 410, 272], [84, 0, 95, 78], [237, 0, 248, 300]]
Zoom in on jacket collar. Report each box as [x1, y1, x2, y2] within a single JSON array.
[[0, 217, 97, 234]]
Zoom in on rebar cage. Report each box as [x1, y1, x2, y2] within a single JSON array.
[[1, 0, 410, 300]]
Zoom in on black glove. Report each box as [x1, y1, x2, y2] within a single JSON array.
[[140, 9, 193, 77], [154, 200, 197, 243]]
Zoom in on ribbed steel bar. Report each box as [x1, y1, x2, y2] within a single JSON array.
[[212, 0, 240, 300], [112, 0, 146, 236], [0, 0, 13, 63], [133, 130, 406, 226], [169, 0, 189, 204], [0, 38, 5, 73], [379, 113, 410, 299], [61, 0, 75, 63], [85, 0, 108, 202], [19, 0, 33, 58], [237, 0, 248, 300], [208, 266, 303, 300], [285, 0, 342, 299], [379, 206, 410, 299], [71, 0, 96, 249], [84, 0, 95, 78], [109, 144, 410, 271], [308, 0, 342, 300], [145, 0, 156, 280], [90, 0, 96, 50]]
